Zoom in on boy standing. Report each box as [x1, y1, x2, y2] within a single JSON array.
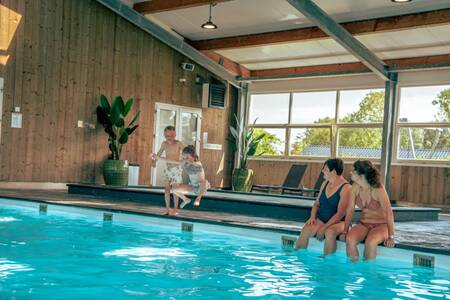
[[152, 126, 185, 215]]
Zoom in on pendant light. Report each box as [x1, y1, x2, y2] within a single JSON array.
[[201, 3, 218, 29]]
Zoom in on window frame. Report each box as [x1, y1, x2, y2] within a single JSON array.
[[393, 84, 450, 165], [248, 84, 450, 166]]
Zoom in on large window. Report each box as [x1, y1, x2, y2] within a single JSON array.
[[249, 88, 384, 159], [396, 85, 450, 161]]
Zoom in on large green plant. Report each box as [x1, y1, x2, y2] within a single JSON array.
[[227, 115, 266, 169], [96, 95, 141, 160]]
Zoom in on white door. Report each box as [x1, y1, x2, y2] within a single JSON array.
[[152, 103, 202, 186]]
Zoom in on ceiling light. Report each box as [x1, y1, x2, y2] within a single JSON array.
[[391, 0, 412, 3], [201, 3, 218, 29]]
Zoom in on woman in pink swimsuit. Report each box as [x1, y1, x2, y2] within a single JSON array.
[[340, 160, 395, 262]]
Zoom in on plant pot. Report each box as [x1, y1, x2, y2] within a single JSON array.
[[103, 159, 129, 186], [232, 168, 254, 192]]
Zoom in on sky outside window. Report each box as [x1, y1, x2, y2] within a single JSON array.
[[249, 93, 289, 124], [291, 91, 336, 124]]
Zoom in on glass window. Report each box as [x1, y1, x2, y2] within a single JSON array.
[[253, 128, 286, 156], [291, 91, 336, 124], [339, 89, 385, 123], [249, 94, 289, 124], [290, 128, 331, 157], [399, 85, 450, 123], [397, 127, 450, 160], [337, 128, 383, 158]]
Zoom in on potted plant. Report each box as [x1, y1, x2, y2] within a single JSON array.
[[96, 95, 141, 186], [227, 115, 266, 192]]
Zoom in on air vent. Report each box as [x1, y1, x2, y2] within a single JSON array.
[[413, 253, 435, 268], [209, 83, 226, 108], [181, 222, 194, 232], [103, 212, 113, 221], [281, 236, 296, 249], [39, 204, 48, 214]]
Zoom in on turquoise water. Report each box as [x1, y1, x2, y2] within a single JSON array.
[[0, 200, 449, 299]]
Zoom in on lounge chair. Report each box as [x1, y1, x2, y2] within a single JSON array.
[[283, 172, 325, 197], [252, 164, 307, 194]]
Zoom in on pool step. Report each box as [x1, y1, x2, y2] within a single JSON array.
[[181, 222, 194, 232], [413, 253, 435, 268]]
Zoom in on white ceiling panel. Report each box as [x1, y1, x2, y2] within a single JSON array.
[[144, 0, 450, 40]]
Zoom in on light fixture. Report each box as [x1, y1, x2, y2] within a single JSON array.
[[391, 0, 412, 3], [201, 3, 218, 29]]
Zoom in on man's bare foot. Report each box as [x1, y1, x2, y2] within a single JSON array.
[[172, 210, 179, 216], [163, 210, 170, 216], [180, 198, 191, 209], [193, 197, 201, 206]]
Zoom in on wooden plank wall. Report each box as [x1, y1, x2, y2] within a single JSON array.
[[0, 0, 235, 186], [248, 160, 450, 207]]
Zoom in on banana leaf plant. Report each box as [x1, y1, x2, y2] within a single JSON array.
[[227, 114, 266, 170], [96, 95, 141, 160]]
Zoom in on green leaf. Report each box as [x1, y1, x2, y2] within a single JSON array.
[[129, 110, 141, 127], [110, 105, 121, 127], [111, 96, 125, 115], [126, 125, 138, 135], [100, 95, 111, 114], [123, 98, 133, 117], [119, 130, 129, 144], [229, 126, 239, 140]]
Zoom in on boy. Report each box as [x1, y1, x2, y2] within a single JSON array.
[[152, 126, 185, 215]]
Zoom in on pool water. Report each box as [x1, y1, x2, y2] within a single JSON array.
[[0, 199, 449, 299]]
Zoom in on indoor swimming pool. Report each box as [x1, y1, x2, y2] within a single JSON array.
[[0, 198, 449, 299]]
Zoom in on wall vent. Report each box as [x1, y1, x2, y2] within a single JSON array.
[[103, 212, 113, 221], [281, 236, 296, 249], [181, 222, 193, 232], [413, 253, 435, 268]]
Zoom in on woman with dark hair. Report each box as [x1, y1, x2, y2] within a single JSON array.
[[340, 160, 395, 262], [295, 158, 351, 256]]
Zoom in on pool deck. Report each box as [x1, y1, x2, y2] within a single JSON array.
[[0, 188, 449, 255]]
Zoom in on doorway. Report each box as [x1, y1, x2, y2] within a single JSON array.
[[152, 103, 202, 186]]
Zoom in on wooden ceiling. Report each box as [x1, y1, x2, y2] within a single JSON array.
[[132, 0, 450, 80]]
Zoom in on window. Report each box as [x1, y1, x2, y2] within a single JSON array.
[[396, 85, 450, 161], [249, 93, 289, 124], [249, 89, 384, 159]]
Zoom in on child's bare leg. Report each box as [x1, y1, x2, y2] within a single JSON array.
[[164, 182, 171, 215], [172, 184, 180, 215], [193, 183, 208, 206], [173, 184, 193, 209]]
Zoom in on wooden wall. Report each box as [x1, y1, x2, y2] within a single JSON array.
[[0, 0, 235, 186], [248, 160, 450, 208]]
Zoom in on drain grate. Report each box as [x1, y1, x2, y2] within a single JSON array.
[[103, 212, 113, 221], [181, 222, 193, 232], [39, 204, 48, 213], [413, 253, 435, 268], [281, 236, 297, 249]]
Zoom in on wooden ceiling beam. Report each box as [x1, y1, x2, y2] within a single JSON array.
[[133, 0, 231, 14], [191, 8, 450, 51], [202, 50, 250, 77], [246, 54, 450, 80]]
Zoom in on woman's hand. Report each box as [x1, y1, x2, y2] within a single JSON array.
[[305, 217, 317, 226], [384, 237, 395, 248], [316, 225, 326, 241], [151, 153, 158, 161]]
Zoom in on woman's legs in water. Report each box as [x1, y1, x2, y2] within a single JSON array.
[[364, 224, 388, 260], [346, 224, 369, 262], [323, 222, 345, 256], [295, 219, 324, 249]]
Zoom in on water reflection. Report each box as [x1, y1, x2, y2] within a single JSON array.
[[0, 258, 33, 279], [103, 247, 195, 261]]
